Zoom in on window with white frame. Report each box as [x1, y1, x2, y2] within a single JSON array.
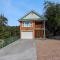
[[22, 21, 32, 27]]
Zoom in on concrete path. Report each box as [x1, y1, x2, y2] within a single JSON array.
[[0, 39, 37, 60]]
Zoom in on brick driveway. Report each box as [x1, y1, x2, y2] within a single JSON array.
[[36, 39, 60, 60]]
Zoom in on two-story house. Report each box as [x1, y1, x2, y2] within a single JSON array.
[[19, 11, 47, 39]]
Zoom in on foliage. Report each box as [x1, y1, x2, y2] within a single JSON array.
[[0, 14, 8, 26], [0, 37, 19, 48], [0, 15, 20, 39], [0, 15, 20, 48], [9, 26, 20, 37], [44, 1, 60, 36], [3, 36, 19, 48]]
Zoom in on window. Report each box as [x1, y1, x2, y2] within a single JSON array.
[[23, 21, 32, 27]]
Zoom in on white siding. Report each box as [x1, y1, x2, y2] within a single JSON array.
[[23, 13, 40, 19]]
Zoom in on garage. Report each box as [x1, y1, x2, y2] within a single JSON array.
[[21, 31, 33, 39]]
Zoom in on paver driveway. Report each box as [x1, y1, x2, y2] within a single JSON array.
[[0, 39, 37, 60], [36, 39, 60, 60]]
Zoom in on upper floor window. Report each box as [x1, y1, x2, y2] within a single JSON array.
[[22, 21, 32, 27]]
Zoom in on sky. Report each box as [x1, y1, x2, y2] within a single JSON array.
[[0, 0, 60, 26]]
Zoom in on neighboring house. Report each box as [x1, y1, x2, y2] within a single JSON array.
[[19, 11, 47, 39]]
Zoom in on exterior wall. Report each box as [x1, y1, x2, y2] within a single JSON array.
[[20, 21, 44, 30], [20, 21, 33, 31], [20, 20, 44, 38]]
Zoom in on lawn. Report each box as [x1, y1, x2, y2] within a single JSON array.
[[36, 39, 60, 60]]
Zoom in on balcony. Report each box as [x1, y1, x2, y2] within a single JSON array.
[[35, 25, 44, 28], [35, 25, 44, 30]]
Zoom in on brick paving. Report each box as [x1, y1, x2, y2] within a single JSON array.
[[36, 39, 60, 60]]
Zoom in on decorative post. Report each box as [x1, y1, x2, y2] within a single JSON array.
[[44, 20, 46, 39], [33, 21, 35, 39]]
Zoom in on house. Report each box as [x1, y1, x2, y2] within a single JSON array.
[[19, 11, 47, 39]]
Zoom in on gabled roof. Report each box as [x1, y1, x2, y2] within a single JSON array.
[[19, 10, 47, 21]]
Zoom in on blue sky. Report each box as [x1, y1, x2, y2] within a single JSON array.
[[0, 0, 60, 26]]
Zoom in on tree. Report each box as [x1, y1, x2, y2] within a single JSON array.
[[44, 1, 60, 36], [0, 14, 8, 26], [10, 26, 20, 37], [0, 15, 8, 39], [0, 14, 20, 39]]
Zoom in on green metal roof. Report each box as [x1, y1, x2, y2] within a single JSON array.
[[19, 10, 47, 21]]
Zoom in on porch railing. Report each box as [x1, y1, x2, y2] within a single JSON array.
[[35, 25, 44, 28]]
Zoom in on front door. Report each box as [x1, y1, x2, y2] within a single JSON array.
[[35, 30, 40, 38]]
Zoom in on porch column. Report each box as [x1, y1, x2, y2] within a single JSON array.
[[32, 21, 35, 39], [44, 20, 46, 39]]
